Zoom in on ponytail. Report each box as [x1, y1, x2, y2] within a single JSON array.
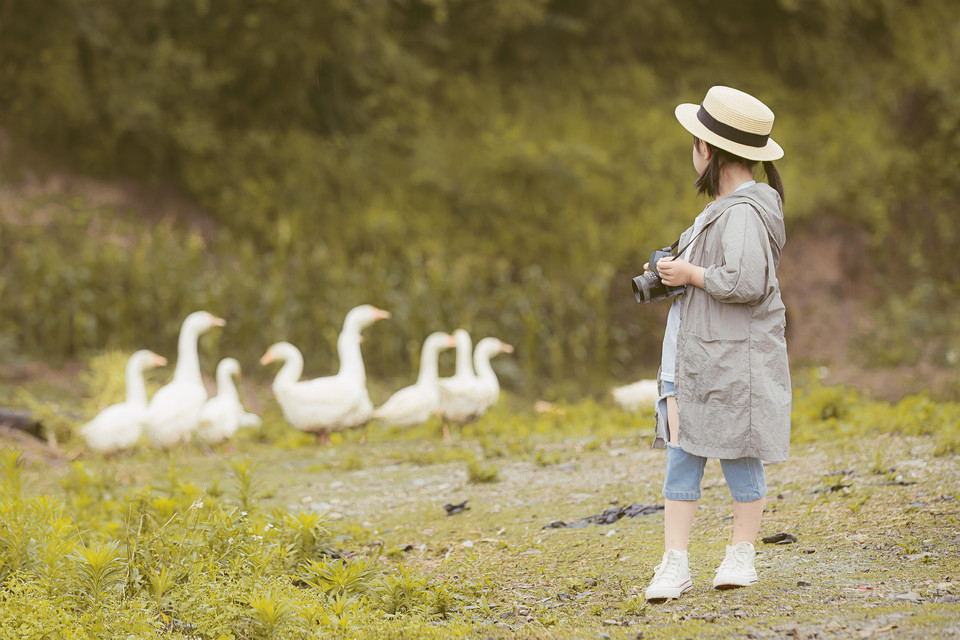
[[693, 136, 785, 202], [762, 161, 785, 202]]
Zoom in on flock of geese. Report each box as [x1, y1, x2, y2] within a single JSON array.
[[79, 306, 514, 454]]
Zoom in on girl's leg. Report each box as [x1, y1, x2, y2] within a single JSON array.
[[719, 456, 768, 544], [731, 497, 765, 545], [664, 396, 698, 550], [713, 457, 767, 589]]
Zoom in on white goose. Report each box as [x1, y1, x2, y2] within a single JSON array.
[[611, 379, 659, 411], [438, 329, 475, 417], [79, 350, 167, 454], [144, 311, 226, 448], [373, 331, 455, 427], [261, 304, 390, 443], [439, 337, 513, 428], [197, 358, 260, 444]]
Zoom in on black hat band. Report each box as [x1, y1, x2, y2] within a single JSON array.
[[697, 104, 769, 148]]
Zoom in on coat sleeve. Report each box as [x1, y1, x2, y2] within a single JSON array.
[[702, 204, 769, 304]]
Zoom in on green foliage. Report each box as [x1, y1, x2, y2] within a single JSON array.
[[71, 539, 126, 608], [301, 556, 380, 600], [0, 446, 478, 638], [3, 2, 958, 391], [465, 458, 500, 484], [282, 510, 335, 568], [248, 589, 301, 640], [230, 457, 266, 512], [791, 372, 960, 452]]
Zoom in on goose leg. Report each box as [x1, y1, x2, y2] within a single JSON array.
[[316, 430, 331, 446]]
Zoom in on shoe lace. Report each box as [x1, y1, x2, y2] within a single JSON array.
[[717, 545, 751, 573], [653, 551, 684, 583]]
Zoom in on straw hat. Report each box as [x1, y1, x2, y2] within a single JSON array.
[[675, 86, 783, 161]]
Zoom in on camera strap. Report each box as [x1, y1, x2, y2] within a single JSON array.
[[670, 218, 715, 261], [669, 201, 761, 261]]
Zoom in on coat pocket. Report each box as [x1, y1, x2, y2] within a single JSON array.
[[688, 291, 752, 341], [678, 335, 751, 407]]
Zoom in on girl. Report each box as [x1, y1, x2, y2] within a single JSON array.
[[642, 86, 791, 601]]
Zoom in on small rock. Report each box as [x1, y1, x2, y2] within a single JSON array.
[[894, 591, 921, 602], [443, 500, 470, 516], [777, 490, 793, 500], [797, 580, 813, 587], [762, 532, 798, 545], [802, 548, 816, 554]]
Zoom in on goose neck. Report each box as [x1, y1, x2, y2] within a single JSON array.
[[274, 351, 304, 388], [337, 331, 366, 381], [174, 326, 203, 384], [217, 371, 240, 400], [474, 350, 500, 388], [417, 345, 443, 385], [126, 359, 149, 406]]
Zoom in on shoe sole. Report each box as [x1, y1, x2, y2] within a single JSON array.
[[713, 577, 758, 589], [645, 580, 693, 601]]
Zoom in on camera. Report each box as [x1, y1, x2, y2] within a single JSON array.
[[632, 247, 686, 304]]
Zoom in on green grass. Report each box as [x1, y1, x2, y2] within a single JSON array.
[[2, 368, 960, 638]]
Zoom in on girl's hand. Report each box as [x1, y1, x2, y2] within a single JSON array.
[[657, 257, 706, 289]]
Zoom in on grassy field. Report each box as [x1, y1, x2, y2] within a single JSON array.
[[2, 389, 958, 639]]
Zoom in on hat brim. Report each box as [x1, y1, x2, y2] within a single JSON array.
[[675, 103, 783, 162]]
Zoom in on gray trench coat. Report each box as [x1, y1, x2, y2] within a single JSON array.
[[653, 183, 791, 462]]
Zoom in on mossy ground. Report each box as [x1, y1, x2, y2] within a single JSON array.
[[7, 389, 959, 639]]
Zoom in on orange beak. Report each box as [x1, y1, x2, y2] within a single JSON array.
[[260, 350, 274, 365], [501, 343, 515, 354]]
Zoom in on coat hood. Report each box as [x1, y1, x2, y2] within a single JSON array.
[[730, 183, 786, 263]]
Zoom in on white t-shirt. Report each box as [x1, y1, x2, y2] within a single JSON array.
[[660, 181, 755, 383]]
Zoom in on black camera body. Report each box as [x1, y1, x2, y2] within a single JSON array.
[[632, 247, 686, 304]]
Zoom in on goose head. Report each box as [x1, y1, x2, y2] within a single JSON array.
[[260, 342, 301, 366], [183, 311, 227, 334], [131, 349, 168, 370], [216, 357, 241, 383], [474, 337, 514, 365], [424, 331, 457, 354], [344, 304, 391, 334]]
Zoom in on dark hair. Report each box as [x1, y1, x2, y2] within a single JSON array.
[[693, 136, 785, 202]]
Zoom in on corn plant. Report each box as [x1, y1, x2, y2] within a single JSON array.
[[28, 496, 78, 599], [248, 589, 301, 640], [282, 510, 334, 568], [378, 562, 428, 615], [300, 556, 380, 600], [316, 593, 363, 632], [229, 458, 265, 512], [71, 539, 126, 609], [145, 564, 178, 618]]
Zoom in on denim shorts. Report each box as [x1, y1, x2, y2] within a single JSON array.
[[660, 380, 766, 503]]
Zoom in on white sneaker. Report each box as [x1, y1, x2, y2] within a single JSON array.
[[644, 549, 692, 600], [712, 542, 758, 589]]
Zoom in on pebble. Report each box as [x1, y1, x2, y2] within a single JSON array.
[[797, 580, 813, 587], [894, 591, 921, 602]]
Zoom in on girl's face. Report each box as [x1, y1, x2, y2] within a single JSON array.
[[693, 138, 712, 174]]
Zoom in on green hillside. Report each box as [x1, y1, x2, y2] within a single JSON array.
[[1, 0, 958, 398]]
